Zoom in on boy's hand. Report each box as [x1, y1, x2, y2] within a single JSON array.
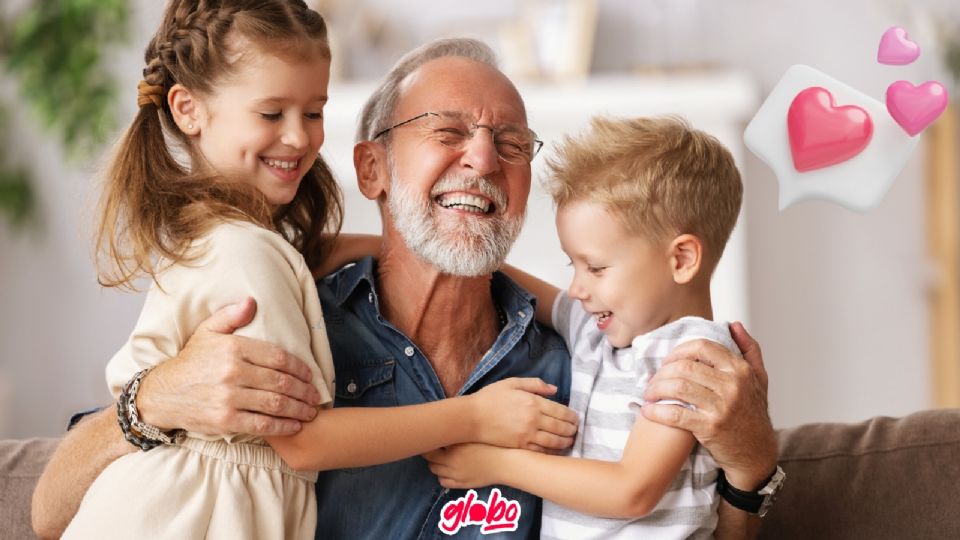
[[424, 444, 506, 489], [468, 377, 578, 451]]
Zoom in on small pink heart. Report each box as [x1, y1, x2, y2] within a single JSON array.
[[885, 80, 948, 136], [787, 87, 874, 173], [877, 26, 920, 65]]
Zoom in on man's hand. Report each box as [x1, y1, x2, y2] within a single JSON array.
[[469, 377, 578, 452], [138, 298, 323, 437], [641, 322, 778, 490]]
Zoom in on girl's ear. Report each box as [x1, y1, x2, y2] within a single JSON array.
[[168, 83, 202, 136], [354, 141, 389, 201], [669, 234, 703, 285]]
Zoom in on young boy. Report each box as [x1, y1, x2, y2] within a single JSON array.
[[425, 115, 744, 539]]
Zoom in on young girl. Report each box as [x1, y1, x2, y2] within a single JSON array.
[[62, 2, 575, 538]]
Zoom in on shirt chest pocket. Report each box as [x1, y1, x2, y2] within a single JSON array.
[[334, 357, 397, 407]]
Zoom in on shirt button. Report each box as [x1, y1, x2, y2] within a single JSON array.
[[346, 382, 358, 394], [518, 311, 526, 318], [368, 292, 374, 303], [404, 346, 415, 357]]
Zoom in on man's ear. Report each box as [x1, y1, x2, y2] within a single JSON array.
[[669, 234, 703, 285], [354, 141, 389, 201], [168, 83, 202, 136]]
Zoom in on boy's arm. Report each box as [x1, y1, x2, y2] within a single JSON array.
[[313, 233, 381, 278], [499, 264, 560, 326], [427, 415, 695, 519]]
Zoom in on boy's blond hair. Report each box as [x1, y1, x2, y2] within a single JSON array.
[[545, 115, 742, 275]]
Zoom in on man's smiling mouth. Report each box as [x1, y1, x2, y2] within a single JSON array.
[[435, 192, 495, 214]]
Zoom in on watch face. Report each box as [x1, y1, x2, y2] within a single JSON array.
[[757, 466, 786, 517], [760, 466, 787, 496]]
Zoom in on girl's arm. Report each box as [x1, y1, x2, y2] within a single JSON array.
[[499, 264, 560, 327], [314, 233, 381, 278], [426, 414, 695, 519], [266, 377, 579, 471]]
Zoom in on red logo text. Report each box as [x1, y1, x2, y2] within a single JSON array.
[[438, 488, 522, 535]]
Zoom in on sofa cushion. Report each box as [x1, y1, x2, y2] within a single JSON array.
[[759, 408, 960, 539], [0, 438, 58, 540]]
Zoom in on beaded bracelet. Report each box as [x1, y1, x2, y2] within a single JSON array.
[[117, 368, 184, 451]]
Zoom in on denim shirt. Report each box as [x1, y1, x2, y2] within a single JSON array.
[[314, 257, 571, 540]]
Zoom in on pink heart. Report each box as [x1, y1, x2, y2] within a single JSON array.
[[787, 87, 874, 173], [885, 80, 948, 136], [877, 26, 920, 65]]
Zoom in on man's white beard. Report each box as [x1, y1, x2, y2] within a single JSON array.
[[386, 167, 525, 277]]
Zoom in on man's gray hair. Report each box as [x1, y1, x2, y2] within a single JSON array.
[[356, 38, 500, 143]]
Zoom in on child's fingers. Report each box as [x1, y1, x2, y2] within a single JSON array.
[[523, 443, 548, 453], [538, 399, 579, 427], [537, 415, 578, 439], [507, 377, 558, 396], [530, 431, 574, 451], [422, 449, 445, 464]]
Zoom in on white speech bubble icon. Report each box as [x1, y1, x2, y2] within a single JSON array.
[[744, 64, 918, 211]]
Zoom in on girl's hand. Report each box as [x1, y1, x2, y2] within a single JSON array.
[[468, 377, 578, 451], [424, 444, 506, 489]]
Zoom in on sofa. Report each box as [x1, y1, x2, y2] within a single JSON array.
[[2, 409, 959, 539]]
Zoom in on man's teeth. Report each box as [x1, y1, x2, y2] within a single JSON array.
[[596, 312, 611, 324], [264, 158, 298, 170], [436, 194, 491, 214]]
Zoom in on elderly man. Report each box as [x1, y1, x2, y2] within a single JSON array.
[[34, 38, 778, 539]]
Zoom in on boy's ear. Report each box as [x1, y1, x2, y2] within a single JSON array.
[[669, 234, 703, 285], [168, 83, 202, 136], [354, 141, 389, 201]]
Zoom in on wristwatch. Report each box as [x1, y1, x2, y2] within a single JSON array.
[[716, 465, 786, 517]]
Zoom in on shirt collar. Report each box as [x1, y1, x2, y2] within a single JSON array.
[[323, 256, 538, 319], [323, 256, 378, 307]]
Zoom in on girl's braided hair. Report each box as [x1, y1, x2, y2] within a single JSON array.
[[98, 0, 342, 289]]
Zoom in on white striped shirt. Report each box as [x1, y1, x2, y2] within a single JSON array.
[[541, 294, 737, 540]]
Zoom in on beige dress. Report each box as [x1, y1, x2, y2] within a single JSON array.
[[62, 221, 335, 540]]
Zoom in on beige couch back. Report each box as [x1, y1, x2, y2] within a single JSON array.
[[760, 409, 960, 539]]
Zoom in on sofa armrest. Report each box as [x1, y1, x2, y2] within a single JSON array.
[[759, 409, 960, 539], [0, 438, 59, 540]]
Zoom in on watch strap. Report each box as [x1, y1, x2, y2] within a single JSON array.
[[716, 466, 785, 517]]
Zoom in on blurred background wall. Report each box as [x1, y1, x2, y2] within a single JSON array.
[[2, 0, 959, 438]]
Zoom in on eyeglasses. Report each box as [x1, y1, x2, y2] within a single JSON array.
[[373, 111, 544, 164]]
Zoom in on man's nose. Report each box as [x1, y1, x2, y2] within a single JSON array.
[[458, 127, 501, 177]]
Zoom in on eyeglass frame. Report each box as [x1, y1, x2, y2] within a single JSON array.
[[372, 111, 544, 163]]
